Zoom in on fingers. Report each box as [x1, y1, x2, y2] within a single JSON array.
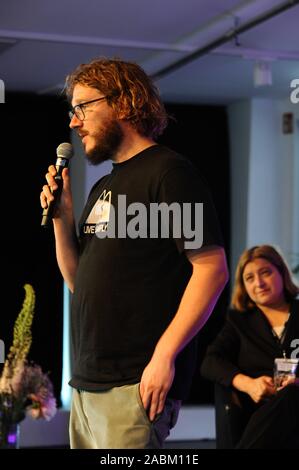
[[152, 392, 166, 420], [48, 164, 56, 174], [61, 168, 70, 191], [148, 392, 159, 422], [263, 376, 273, 384], [140, 385, 166, 422], [46, 165, 58, 190], [40, 165, 58, 209], [281, 376, 295, 388], [261, 376, 275, 393], [139, 383, 151, 412], [40, 166, 71, 210], [139, 385, 158, 422], [40, 190, 48, 209], [40, 184, 54, 208]]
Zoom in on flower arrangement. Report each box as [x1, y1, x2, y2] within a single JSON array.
[[0, 284, 57, 447]]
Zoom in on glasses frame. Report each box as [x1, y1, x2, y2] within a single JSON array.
[[69, 96, 107, 121]]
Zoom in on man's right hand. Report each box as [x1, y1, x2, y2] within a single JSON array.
[[40, 166, 73, 219], [40, 165, 78, 292]]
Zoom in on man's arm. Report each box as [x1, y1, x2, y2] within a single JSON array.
[[140, 245, 229, 420], [41, 167, 79, 293], [53, 216, 79, 293]]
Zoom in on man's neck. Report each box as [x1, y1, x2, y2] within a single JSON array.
[[113, 122, 156, 163]]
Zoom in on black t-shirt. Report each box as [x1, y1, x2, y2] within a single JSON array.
[[70, 144, 223, 399]]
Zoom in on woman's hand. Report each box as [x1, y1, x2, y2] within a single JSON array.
[[232, 373, 276, 403], [277, 376, 299, 390], [246, 376, 276, 403]]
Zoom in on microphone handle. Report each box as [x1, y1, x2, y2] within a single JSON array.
[[41, 164, 64, 228]]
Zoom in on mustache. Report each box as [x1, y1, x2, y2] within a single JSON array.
[[78, 131, 88, 138]]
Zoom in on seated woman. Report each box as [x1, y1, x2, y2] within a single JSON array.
[[201, 245, 299, 449]]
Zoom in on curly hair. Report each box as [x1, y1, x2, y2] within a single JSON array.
[[231, 245, 299, 311], [65, 57, 168, 139]]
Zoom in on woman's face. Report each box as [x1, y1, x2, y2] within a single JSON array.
[[243, 258, 285, 308]]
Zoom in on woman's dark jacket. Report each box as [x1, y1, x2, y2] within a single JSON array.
[[201, 299, 299, 386]]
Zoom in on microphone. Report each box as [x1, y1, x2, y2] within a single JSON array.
[[41, 142, 73, 228]]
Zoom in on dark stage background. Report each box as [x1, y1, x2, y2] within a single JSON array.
[[0, 95, 230, 406], [0, 94, 70, 404], [160, 103, 231, 403]]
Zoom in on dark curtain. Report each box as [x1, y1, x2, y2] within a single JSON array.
[[0, 93, 70, 404], [159, 103, 231, 404]]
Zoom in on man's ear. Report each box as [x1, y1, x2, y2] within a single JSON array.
[[114, 101, 128, 121], [107, 94, 126, 120], [116, 109, 127, 120]]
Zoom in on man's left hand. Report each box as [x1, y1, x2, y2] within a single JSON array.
[[139, 356, 175, 422]]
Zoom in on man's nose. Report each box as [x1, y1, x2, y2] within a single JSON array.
[[69, 114, 82, 129]]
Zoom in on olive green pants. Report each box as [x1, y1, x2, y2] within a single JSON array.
[[69, 383, 181, 449]]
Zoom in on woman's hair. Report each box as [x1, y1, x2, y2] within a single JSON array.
[[231, 245, 299, 311], [65, 57, 168, 139]]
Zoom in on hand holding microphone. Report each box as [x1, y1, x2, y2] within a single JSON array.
[[41, 143, 73, 227]]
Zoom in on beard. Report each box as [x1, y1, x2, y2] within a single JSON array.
[[84, 117, 124, 166]]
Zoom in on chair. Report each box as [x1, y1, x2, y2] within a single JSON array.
[[214, 383, 250, 449]]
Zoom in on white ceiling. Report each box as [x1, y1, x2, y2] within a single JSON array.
[[0, 0, 298, 104]]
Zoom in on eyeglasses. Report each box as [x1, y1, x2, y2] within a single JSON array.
[[69, 96, 107, 121]]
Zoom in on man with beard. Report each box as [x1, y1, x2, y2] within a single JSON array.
[[40, 58, 228, 449]]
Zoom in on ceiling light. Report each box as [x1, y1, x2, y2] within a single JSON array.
[[253, 60, 272, 87]]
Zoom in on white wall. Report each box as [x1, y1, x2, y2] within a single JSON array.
[[228, 97, 299, 275], [227, 100, 251, 276]]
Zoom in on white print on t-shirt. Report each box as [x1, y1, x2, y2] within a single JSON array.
[[83, 193, 204, 249], [84, 190, 111, 233]]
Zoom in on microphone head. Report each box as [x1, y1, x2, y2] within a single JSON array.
[[56, 142, 73, 160]]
